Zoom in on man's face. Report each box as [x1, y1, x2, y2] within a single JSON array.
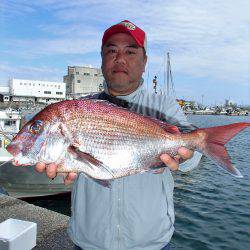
[[101, 33, 147, 96]]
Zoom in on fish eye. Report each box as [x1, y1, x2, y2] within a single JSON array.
[[29, 120, 44, 134]]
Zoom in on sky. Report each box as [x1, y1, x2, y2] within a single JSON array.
[[0, 0, 249, 106]]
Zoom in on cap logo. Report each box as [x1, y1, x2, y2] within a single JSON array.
[[120, 21, 136, 30]]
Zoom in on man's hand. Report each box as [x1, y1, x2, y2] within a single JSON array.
[[155, 147, 194, 174], [35, 162, 77, 185]]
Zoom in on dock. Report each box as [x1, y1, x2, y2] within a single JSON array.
[[0, 194, 74, 249]]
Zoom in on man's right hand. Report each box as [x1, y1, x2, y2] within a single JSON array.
[[35, 163, 77, 185]]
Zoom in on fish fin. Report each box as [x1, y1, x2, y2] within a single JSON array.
[[81, 172, 112, 188], [198, 122, 250, 177], [92, 179, 112, 188], [67, 145, 115, 178], [146, 117, 180, 134], [144, 162, 166, 174], [149, 167, 166, 174], [59, 123, 72, 139], [79, 172, 112, 188]]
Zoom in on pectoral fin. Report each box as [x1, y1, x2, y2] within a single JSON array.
[[67, 145, 115, 178], [91, 178, 112, 188], [147, 162, 166, 174]]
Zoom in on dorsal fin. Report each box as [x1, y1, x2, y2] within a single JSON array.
[[146, 117, 180, 134]]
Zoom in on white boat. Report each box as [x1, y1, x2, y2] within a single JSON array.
[[0, 108, 71, 199], [195, 108, 215, 115]]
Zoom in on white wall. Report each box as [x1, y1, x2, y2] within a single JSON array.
[[10, 79, 66, 99]]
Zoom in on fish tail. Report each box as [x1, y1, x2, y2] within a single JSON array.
[[197, 122, 250, 177]]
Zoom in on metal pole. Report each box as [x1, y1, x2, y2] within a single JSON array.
[[167, 52, 170, 96]]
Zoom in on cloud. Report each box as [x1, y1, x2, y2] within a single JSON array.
[[1, 0, 249, 93]]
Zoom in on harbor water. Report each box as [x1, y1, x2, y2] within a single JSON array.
[[29, 115, 250, 250], [172, 115, 250, 250]]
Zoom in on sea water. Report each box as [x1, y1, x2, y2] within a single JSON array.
[[172, 115, 250, 250]]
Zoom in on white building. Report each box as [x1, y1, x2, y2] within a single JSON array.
[[64, 66, 104, 97], [9, 78, 66, 104], [0, 86, 10, 102]]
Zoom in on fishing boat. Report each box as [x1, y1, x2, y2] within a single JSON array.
[[0, 108, 71, 199]]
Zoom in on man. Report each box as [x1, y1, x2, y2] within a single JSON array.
[[36, 20, 201, 250]]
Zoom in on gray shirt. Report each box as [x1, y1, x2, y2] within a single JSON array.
[[68, 83, 202, 250]]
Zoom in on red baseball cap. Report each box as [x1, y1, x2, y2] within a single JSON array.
[[102, 20, 147, 52]]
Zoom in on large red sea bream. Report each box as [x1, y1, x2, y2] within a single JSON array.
[[6, 99, 250, 184]]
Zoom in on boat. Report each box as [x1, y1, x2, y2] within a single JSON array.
[[0, 108, 71, 199], [194, 108, 215, 115]]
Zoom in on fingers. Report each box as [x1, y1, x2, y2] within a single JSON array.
[[35, 162, 57, 179], [64, 172, 77, 185], [160, 154, 179, 171], [46, 163, 58, 179], [178, 147, 194, 160], [35, 162, 77, 184], [35, 162, 46, 173], [160, 147, 194, 171]]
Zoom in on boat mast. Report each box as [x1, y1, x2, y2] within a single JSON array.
[[167, 52, 170, 96], [166, 52, 175, 97]]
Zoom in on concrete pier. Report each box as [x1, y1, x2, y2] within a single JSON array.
[[0, 194, 74, 249]]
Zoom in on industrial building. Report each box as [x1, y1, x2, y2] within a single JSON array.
[[63, 66, 104, 98], [8, 78, 66, 104]]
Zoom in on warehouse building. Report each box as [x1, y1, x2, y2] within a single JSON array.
[[9, 78, 66, 104]]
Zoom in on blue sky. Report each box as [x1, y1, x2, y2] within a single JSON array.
[[0, 0, 249, 106]]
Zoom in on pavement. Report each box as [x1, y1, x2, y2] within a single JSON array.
[[0, 194, 74, 249]]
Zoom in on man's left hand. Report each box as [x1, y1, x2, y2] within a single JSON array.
[[154, 147, 194, 174]]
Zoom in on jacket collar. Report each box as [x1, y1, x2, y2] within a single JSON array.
[[103, 78, 144, 101]]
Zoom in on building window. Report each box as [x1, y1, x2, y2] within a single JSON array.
[[84, 73, 90, 76], [77, 80, 81, 83], [76, 72, 79, 75], [56, 92, 63, 95], [94, 74, 98, 76], [4, 120, 16, 126], [44, 91, 51, 94], [20, 82, 22, 85]]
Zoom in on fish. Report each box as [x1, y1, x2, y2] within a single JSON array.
[[6, 99, 250, 186]]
